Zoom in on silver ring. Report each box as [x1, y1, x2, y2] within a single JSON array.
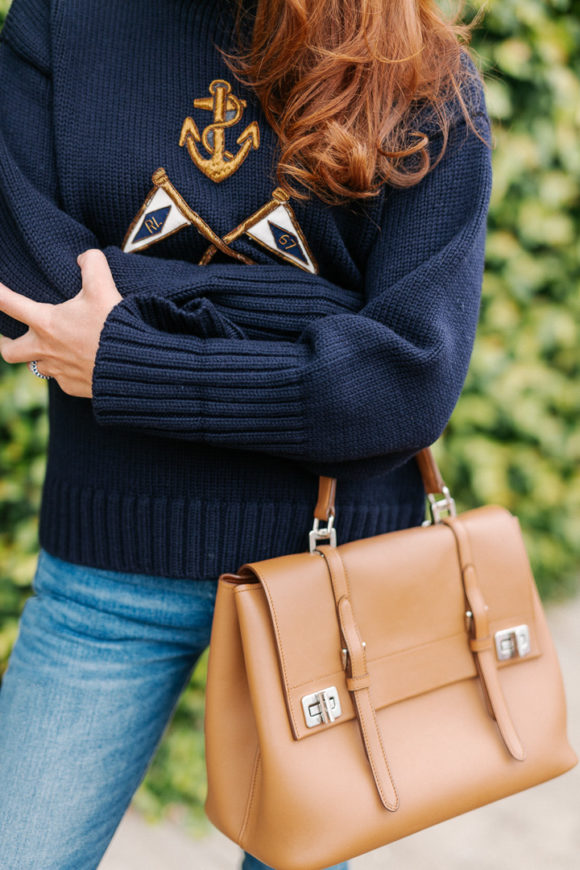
[[29, 360, 51, 380]]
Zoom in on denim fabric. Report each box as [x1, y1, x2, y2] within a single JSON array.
[[242, 853, 347, 870], [0, 548, 347, 870]]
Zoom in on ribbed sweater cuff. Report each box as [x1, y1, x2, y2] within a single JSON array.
[[91, 295, 310, 454]]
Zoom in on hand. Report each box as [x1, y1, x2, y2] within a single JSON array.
[[0, 249, 123, 398]]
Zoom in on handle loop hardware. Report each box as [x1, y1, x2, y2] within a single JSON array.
[[422, 485, 457, 526], [309, 513, 337, 553]]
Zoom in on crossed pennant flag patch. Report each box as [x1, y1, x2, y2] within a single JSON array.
[[122, 168, 318, 274]]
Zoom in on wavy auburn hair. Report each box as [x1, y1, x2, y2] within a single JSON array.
[[220, 0, 485, 205]]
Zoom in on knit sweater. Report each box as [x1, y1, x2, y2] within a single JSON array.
[[0, 0, 492, 580]]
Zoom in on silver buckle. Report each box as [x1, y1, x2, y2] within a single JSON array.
[[301, 686, 342, 728], [341, 641, 366, 672], [308, 514, 337, 553], [422, 485, 457, 526], [494, 625, 531, 661]]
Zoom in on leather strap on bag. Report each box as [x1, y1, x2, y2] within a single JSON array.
[[314, 477, 337, 522], [414, 446, 446, 494], [317, 543, 400, 811], [314, 448, 446, 522], [441, 516, 526, 762], [312, 449, 525, 765]]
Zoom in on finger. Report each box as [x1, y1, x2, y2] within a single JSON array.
[[0, 331, 39, 364], [0, 282, 49, 329], [77, 249, 117, 295]]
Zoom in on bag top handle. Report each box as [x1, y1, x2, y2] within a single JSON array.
[[313, 447, 445, 522]]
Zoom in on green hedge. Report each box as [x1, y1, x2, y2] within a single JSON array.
[[1, 0, 579, 833], [439, 0, 580, 603]]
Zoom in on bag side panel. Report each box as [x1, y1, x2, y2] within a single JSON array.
[[205, 580, 260, 841]]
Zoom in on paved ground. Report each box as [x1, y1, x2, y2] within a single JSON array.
[[100, 595, 580, 870]]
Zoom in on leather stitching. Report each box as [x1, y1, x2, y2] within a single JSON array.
[[443, 517, 526, 762], [354, 689, 399, 811], [367, 685, 400, 809], [321, 546, 399, 811]]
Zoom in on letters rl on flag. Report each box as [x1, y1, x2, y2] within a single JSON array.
[[122, 186, 190, 253], [133, 206, 171, 242]]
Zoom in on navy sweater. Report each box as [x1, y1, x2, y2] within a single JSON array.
[[0, 0, 492, 580]]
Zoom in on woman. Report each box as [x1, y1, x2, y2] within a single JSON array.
[[0, 0, 492, 867]]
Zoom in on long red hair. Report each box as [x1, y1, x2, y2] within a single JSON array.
[[220, 0, 485, 205]]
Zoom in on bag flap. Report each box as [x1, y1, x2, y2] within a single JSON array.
[[236, 504, 540, 740]]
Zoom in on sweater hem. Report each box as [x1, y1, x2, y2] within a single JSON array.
[[38, 477, 426, 580]]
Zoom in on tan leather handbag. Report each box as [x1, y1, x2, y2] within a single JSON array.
[[205, 447, 577, 870]]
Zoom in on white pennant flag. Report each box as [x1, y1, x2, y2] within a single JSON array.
[[243, 197, 318, 274], [122, 184, 191, 253]]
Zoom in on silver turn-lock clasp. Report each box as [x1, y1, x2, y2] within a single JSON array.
[[341, 641, 366, 672], [494, 625, 531, 661], [301, 686, 342, 728]]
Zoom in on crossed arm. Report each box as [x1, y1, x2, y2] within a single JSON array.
[[0, 0, 493, 482]]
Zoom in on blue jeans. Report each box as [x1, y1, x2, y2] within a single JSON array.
[[0, 548, 348, 870]]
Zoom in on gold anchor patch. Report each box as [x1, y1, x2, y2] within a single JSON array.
[[179, 79, 260, 183]]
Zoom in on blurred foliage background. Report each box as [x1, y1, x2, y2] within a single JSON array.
[[1, 0, 579, 835]]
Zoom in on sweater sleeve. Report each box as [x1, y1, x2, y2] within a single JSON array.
[[91, 110, 493, 472], [0, 0, 245, 343]]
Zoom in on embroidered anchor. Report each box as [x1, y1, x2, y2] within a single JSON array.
[[179, 79, 260, 183]]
